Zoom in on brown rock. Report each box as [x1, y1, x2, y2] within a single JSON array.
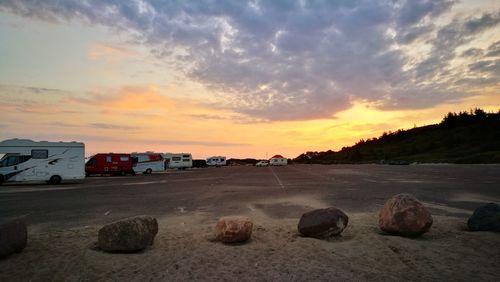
[[98, 216, 158, 252], [0, 219, 28, 258], [298, 207, 349, 238], [379, 194, 433, 237], [215, 216, 253, 243]]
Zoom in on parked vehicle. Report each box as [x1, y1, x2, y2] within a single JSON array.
[[131, 153, 165, 174], [255, 160, 269, 167], [270, 155, 288, 166], [207, 156, 226, 167], [85, 153, 135, 176], [162, 153, 192, 169], [192, 159, 207, 168], [0, 139, 85, 185]]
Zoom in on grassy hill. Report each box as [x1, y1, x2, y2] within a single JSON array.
[[294, 109, 500, 164]]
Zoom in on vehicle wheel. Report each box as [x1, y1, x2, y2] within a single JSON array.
[[131, 171, 136, 176], [49, 175, 62, 185], [0, 175, 4, 185], [146, 168, 152, 174]]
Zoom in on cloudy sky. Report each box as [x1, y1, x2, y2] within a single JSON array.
[[0, 0, 499, 158]]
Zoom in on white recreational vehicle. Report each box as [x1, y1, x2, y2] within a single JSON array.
[[162, 153, 192, 169], [0, 139, 85, 185], [270, 155, 288, 166], [206, 156, 226, 167], [131, 152, 165, 174]]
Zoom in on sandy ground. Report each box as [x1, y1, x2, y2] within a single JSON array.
[[1, 194, 499, 282]]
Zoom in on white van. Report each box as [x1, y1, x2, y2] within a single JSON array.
[[131, 153, 165, 174], [162, 153, 192, 169], [207, 156, 226, 167], [0, 139, 85, 185]]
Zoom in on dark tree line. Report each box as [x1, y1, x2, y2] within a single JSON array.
[[294, 108, 500, 164]]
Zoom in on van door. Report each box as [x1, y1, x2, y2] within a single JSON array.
[[0, 155, 20, 182]]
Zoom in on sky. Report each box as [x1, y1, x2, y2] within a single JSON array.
[[0, 0, 499, 159]]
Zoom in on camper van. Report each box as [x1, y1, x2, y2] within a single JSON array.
[[270, 155, 288, 166], [131, 153, 165, 174], [206, 156, 227, 167], [162, 153, 192, 169], [85, 153, 134, 176], [0, 139, 85, 185]]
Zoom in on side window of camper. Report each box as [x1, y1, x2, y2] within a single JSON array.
[[31, 149, 48, 159], [120, 156, 129, 162], [182, 158, 190, 162], [19, 155, 32, 164], [106, 156, 112, 163], [183, 154, 190, 158], [172, 157, 181, 161]]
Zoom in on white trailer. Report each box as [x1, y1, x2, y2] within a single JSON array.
[[207, 156, 226, 167], [131, 152, 165, 174], [270, 155, 288, 166], [162, 153, 192, 169], [0, 139, 85, 185]]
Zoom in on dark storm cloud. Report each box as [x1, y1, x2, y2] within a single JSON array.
[[468, 59, 500, 76], [397, 0, 455, 27], [396, 24, 435, 44], [1, 0, 498, 121], [415, 12, 500, 80], [461, 48, 484, 58], [485, 41, 500, 57]]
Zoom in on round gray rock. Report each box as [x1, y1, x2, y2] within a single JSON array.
[[467, 203, 500, 232], [0, 219, 27, 259], [298, 207, 349, 239], [98, 216, 158, 252]]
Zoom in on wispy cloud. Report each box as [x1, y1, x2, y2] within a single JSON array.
[[88, 42, 139, 61], [150, 139, 249, 147], [48, 122, 80, 128], [188, 114, 267, 124], [66, 86, 176, 110], [88, 122, 138, 130]]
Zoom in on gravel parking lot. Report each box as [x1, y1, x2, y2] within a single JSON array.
[[1, 164, 499, 231]]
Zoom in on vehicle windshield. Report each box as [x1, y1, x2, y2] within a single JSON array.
[[85, 158, 97, 166], [0, 155, 19, 168]]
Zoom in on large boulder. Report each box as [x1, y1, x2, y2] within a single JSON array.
[[379, 194, 433, 237], [98, 216, 158, 252], [0, 219, 27, 259], [298, 207, 349, 239], [215, 216, 253, 243], [467, 203, 500, 232]]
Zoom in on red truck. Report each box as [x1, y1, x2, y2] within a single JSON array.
[[85, 153, 135, 176]]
